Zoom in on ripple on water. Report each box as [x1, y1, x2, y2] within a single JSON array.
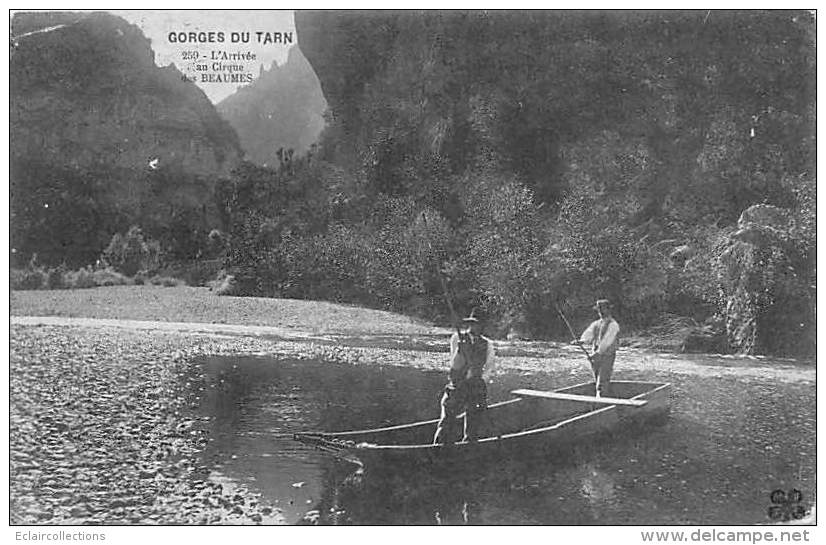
[[184, 355, 815, 525]]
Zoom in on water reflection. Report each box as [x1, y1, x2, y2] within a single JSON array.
[[579, 463, 617, 506], [310, 462, 524, 525], [186, 355, 815, 525]]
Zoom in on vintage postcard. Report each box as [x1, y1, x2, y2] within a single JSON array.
[[8, 8, 816, 536]]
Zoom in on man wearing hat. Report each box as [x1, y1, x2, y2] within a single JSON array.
[[577, 299, 620, 398], [433, 310, 496, 445]]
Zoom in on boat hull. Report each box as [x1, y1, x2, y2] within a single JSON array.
[[295, 380, 670, 472]]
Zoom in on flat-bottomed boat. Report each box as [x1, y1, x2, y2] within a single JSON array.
[[294, 380, 670, 471]]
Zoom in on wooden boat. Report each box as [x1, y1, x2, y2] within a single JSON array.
[[294, 380, 670, 471]]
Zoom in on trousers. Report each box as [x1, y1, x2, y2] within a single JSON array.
[[590, 352, 615, 397], [432, 377, 487, 445]]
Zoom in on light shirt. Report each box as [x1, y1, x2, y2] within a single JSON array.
[[580, 318, 620, 356], [449, 332, 497, 378]]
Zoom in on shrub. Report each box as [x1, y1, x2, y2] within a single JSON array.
[[46, 265, 67, 289], [362, 199, 453, 312], [213, 274, 239, 296], [149, 275, 185, 287], [101, 226, 161, 277], [667, 226, 730, 319], [10, 267, 46, 290], [9, 268, 24, 289], [207, 269, 227, 290], [277, 226, 373, 303], [453, 172, 545, 330], [157, 259, 221, 287], [64, 267, 97, 289], [91, 268, 131, 287], [206, 229, 227, 258]]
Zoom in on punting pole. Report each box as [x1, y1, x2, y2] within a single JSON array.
[[421, 211, 463, 336], [554, 303, 594, 365]]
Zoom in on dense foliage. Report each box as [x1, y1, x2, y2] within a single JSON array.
[[101, 226, 162, 277], [10, 11, 815, 356], [217, 9, 814, 354]]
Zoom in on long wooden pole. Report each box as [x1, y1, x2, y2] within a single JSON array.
[[420, 211, 462, 337], [555, 303, 594, 365], [439, 275, 463, 337]]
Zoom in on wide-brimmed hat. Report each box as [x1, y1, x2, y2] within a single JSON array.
[[593, 299, 612, 311]]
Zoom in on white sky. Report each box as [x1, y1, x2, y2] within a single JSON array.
[[113, 10, 296, 103]]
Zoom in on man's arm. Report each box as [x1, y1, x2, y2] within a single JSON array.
[[484, 338, 496, 378], [449, 332, 464, 371], [579, 321, 597, 344], [449, 332, 459, 358]]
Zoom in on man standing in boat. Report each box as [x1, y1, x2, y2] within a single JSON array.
[[433, 310, 496, 445], [576, 299, 620, 398]]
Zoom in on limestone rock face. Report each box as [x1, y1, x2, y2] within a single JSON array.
[[722, 204, 811, 355], [731, 204, 791, 246], [10, 12, 242, 266], [217, 46, 327, 166], [291, 10, 813, 354], [294, 11, 398, 131], [11, 11, 241, 177]]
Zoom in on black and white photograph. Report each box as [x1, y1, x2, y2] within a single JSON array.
[[8, 7, 817, 534]]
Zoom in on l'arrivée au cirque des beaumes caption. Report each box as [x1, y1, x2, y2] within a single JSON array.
[[169, 29, 294, 84]]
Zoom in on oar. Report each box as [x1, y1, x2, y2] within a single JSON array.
[[554, 303, 593, 365]]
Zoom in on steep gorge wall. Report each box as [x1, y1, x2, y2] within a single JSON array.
[[218, 45, 327, 166], [294, 10, 816, 355], [295, 10, 814, 211], [11, 12, 243, 265]]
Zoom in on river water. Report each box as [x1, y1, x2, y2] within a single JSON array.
[[187, 354, 815, 525]]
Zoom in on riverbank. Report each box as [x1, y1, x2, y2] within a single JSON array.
[[10, 286, 446, 336], [10, 322, 816, 525], [10, 325, 290, 524], [10, 286, 816, 524]]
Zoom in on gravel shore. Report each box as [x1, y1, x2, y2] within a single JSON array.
[[10, 286, 444, 335], [10, 291, 814, 525], [10, 325, 292, 525]]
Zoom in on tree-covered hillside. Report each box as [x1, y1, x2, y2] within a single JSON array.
[[11, 10, 814, 356], [218, 10, 811, 355], [10, 12, 242, 267]]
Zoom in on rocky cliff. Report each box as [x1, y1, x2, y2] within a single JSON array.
[[217, 46, 326, 166], [293, 10, 815, 354], [295, 10, 813, 208], [11, 11, 243, 266]]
